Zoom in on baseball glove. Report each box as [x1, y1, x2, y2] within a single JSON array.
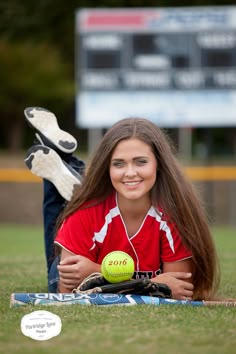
[[73, 273, 172, 298]]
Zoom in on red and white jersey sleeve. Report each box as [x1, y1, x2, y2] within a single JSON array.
[[55, 192, 192, 279]]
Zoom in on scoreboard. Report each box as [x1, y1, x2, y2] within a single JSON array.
[[75, 7, 236, 128]]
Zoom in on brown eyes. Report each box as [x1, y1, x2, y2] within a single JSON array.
[[111, 160, 148, 167], [111, 161, 123, 167], [137, 160, 148, 165]]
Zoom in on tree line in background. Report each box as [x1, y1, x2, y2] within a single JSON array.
[[0, 0, 235, 157]]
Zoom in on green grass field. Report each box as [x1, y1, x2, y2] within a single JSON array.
[[0, 224, 236, 354]]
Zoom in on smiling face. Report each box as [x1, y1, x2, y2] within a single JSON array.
[[109, 138, 158, 205]]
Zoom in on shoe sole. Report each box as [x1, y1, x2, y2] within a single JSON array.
[[25, 145, 80, 201], [24, 107, 77, 153]]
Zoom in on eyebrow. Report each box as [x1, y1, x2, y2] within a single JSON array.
[[111, 156, 148, 161]]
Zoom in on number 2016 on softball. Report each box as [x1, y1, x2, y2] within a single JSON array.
[[108, 259, 128, 266]]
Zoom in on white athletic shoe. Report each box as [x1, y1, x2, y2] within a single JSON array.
[[24, 107, 77, 154], [24, 145, 81, 201]]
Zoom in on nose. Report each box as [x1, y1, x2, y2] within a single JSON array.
[[124, 164, 137, 177]]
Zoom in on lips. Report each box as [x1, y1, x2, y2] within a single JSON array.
[[123, 181, 142, 186]]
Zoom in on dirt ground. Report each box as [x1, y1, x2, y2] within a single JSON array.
[[0, 152, 43, 225]]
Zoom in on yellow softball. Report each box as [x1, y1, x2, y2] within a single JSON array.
[[101, 251, 135, 283]]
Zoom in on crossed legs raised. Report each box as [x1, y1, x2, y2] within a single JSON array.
[[24, 107, 85, 292]]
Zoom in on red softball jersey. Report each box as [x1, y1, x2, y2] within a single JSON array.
[[55, 192, 192, 279]]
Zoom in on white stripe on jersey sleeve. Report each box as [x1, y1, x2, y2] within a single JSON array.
[[93, 206, 120, 243], [148, 207, 175, 254]]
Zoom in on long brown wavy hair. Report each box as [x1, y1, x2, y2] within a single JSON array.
[[56, 117, 220, 300]]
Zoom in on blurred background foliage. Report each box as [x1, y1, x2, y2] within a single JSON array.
[[0, 0, 236, 153]]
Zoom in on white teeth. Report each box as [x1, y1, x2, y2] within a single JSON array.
[[124, 182, 140, 186]]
